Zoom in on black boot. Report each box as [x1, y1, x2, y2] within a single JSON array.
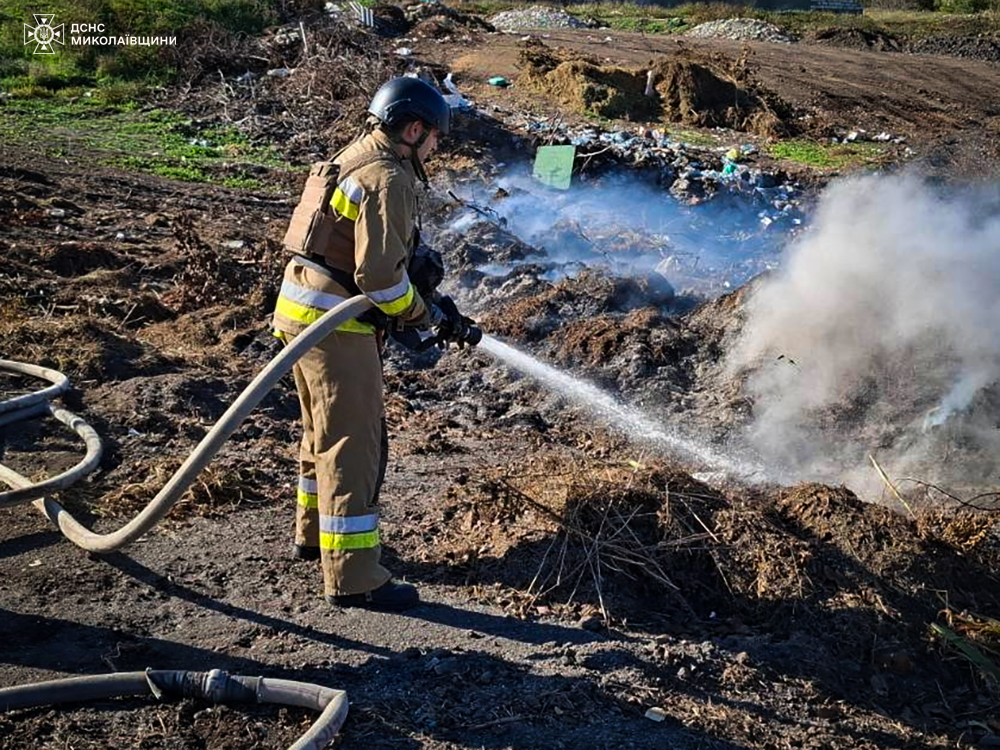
[[326, 581, 419, 611], [292, 544, 320, 561]]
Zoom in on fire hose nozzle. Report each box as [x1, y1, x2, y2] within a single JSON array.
[[462, 325, 483, 347]]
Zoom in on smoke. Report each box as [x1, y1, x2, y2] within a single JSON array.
[[727, 173, 1000, 491], [443, 167, 800, 294]]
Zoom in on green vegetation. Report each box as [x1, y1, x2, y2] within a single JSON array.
[[0, 97, 287, 187], [668, 128, 718, 147], [767, 139, 889, 170], [0, 0, 321, 94]]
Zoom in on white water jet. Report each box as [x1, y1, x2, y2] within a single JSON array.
[[479, 334, 768, 483]]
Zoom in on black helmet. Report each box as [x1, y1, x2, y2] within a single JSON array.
[[368, 76, 450, 136]]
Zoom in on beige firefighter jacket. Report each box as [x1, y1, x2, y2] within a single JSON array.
[[274, 129, 431, 336]]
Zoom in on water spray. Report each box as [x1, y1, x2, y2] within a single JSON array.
[[478, 334, 767, 483]]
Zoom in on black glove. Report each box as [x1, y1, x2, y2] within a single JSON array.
[[433, 296, 477, 349]]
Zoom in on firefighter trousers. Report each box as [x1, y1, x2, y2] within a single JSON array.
[[284, 328, 391, 597]]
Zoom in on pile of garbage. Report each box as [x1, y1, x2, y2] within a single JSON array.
[[436, 106, 807, 299], [685, 19, 795, 44], [489, 5, 593, 31]]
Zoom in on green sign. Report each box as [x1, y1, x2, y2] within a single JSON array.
[[532, 145, 576, 191]]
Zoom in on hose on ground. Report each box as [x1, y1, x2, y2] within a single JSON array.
[[0, 360, 69, 415], [0, 669, 348, 750], [0, 404, 103, 508], [0, 295, 374, 552]]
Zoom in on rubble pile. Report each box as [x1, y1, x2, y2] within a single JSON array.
[[685, 19, 795, 44], [489, 5, 593, 31], [807, 26, 1000, 62], [909, 35, 1000, 63]]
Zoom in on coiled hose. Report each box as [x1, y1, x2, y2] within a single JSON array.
[[0, 669, 348, 750], [0, 295, 374, 551]]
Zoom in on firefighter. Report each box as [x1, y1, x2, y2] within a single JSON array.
[[273, 77, 472, 611]]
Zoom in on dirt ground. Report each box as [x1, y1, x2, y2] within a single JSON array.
[[2, 16, 1000, 750]]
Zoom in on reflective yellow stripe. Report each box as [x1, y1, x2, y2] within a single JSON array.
[[297, 488, 318, 509], [274, 297, 375, 335], [331, 188, 360, 221], [335, 318, 376, 335], [373, 283, 415, 316], [320, 529, 380, 551]]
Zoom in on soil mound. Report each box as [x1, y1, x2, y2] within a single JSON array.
[[40, 241, 125, 277], [517, 41, 659, 121], [429, 456, 1000, 701], [372, 3, 409, 36], [517, 41, 792, 136], [808, 27, 901, 52], [653, 49, 790, 136], [405, 0, 495, 33], [0, 317, 168, 381]]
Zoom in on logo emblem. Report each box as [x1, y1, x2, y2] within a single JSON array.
[[24, 14, 64, 55]]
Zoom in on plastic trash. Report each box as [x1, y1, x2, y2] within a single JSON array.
[[488, 76, 511, 87], [441, 73, 473, 111]]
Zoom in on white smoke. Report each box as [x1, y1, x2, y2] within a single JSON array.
[[727, 173, 1000, 493], [443, 169, 795, 293]]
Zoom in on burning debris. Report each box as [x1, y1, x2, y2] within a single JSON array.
[[727, 174, 1000, 495], [436, 156, 805, 304]]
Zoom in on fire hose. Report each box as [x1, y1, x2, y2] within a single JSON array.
[[0, 669, 348, 750], [1, 294, 481, 743], [0, 295, 375, 550], [0, 297, 379, 746]]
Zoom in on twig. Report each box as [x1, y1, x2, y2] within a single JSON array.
[[897, 477, 1000, 513], [466, 715, 524, 730], [447, 190, 506, 227], [868, 454, 916, 519], [577, 144, 614, 174], [118, 302, 139, 329], [299, 20, 309, 58]]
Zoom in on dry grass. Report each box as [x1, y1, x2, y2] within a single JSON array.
[[89, 462, 270, 521], [489, 460, 727, 620]]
